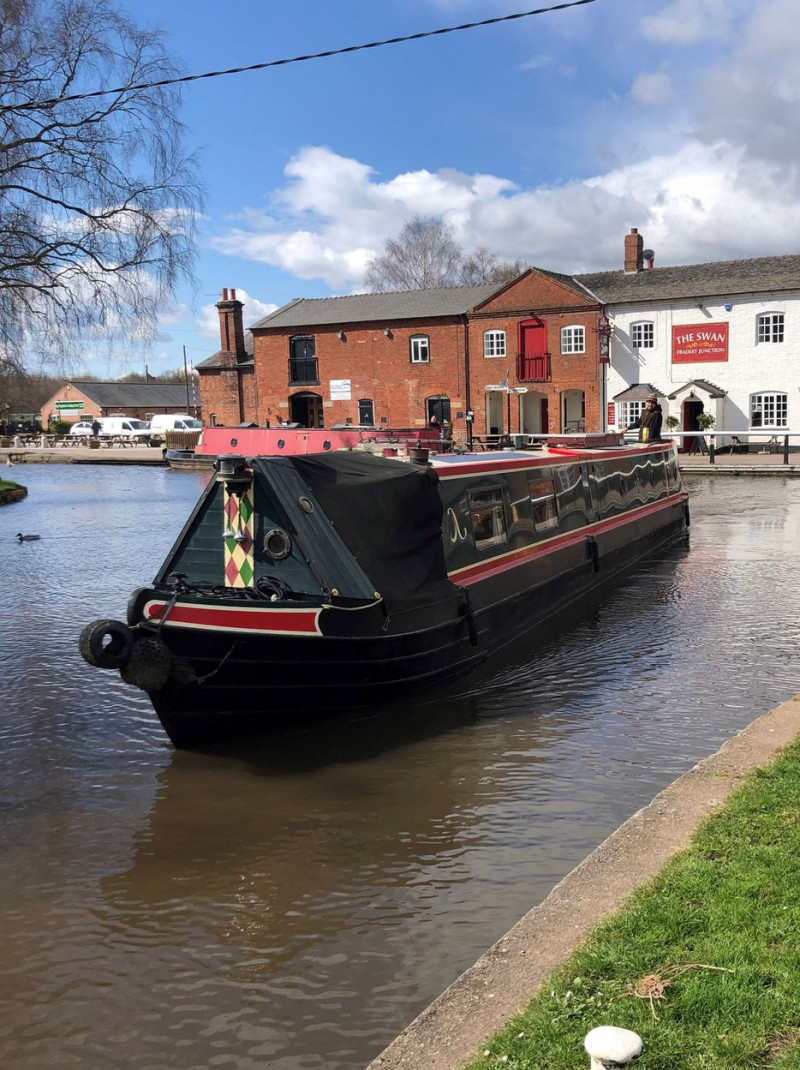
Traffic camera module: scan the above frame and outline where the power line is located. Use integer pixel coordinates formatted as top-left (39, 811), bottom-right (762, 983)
top-left (19, 0), bottom-right (598, 111)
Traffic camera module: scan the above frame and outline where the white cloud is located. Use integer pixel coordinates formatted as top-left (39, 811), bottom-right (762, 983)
top-left (209, 134), bottom-right (800, 289)
top-left (631, 71), bottom-right (674, 106)
top-left (640, 0), bottom-right (739, 45)
top-left (195, 289), bottom-right (278, 339)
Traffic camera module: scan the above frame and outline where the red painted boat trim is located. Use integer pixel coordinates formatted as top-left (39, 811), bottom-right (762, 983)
top-left (448, 493), bottom-right (686, 585)
top-left (143, 599), bottom-right (323, 636)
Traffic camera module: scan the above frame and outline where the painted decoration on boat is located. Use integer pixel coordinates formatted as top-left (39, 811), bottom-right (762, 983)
top-left (223, 484), bottom-right (254, 588)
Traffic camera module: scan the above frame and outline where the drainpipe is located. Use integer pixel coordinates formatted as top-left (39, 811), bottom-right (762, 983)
top-left (462, 314), bottom-right (473, 449)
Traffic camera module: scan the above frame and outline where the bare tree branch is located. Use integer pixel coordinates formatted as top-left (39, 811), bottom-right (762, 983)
top-left (0, 0), bottom-right (202, 371)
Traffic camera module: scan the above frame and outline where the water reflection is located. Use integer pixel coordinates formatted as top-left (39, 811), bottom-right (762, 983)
top-left (1, 468), bottom-right (800, 1069)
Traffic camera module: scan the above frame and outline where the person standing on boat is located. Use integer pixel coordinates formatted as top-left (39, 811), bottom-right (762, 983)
top-left (628, 393), bottom-right (662, 443)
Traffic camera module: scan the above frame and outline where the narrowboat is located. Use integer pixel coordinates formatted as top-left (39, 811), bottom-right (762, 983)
top-left (164, 424), bottom-right (441, 470)
top-left (79, 436), bottom-right (689, 748)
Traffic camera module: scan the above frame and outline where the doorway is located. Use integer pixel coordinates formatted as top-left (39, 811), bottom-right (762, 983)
top-left (289, 392), bottom-right (323, 428)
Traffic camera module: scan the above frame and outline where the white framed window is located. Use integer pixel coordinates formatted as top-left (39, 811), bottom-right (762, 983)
top-left (410, 335), bottom-right (430, 363)
top-left (757, 313), bottom-right (784, 343)
top-left (561, 325), bottom-right (585, 354)
top-left (631, 321), bottom-right (655, 349)
top-left (750, 392), bottom-right (787, 428)
top-left (483, 330), bottom-right (506, 358)
top-left (618, 400), bottom-right (644, 427)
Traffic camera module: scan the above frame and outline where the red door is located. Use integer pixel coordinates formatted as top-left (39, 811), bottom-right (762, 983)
top-left (519, 320), bottom-right (548, 381)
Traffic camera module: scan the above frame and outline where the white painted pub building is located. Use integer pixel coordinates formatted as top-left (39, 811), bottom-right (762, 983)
top-left (576, 229), bottom-right (800, 446)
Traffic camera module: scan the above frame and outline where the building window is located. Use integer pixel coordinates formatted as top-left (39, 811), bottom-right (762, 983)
top-left (751, 392), bottom-right (787, 428)
top-left (484, 330), bottom-right (506, 358)
top-left (757, 313), bottom-right (784, 343)
top-left (561, 326), bottom-right (585, 354)
top-left (288, 335), bottom-right (318, 384)
top-left (618, 401), bottom-right (644, 428)
top-left (410, 335), bottom-right (430, 363)
top-left (468, 487), bottom-right (507, 550)
top-left (358, 399), bottom-right (374, 426)
top-left (631, 321), bottom-right (655, 349)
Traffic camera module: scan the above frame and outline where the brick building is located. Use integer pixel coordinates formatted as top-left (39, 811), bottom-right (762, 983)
top-left (197, 276), bottom-right (606, 442)
top-left (40, 381), bottom-right (198, 428)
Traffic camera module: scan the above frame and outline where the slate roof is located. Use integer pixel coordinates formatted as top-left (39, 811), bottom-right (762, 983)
top-left (575, 254), bottom-right (800, 305)
top-left (250, 283), bottom-right (504, 330)
top-left (68, 382), bottom-right (190, 407)
top-left (612, 383), bottom-right (663, 402)
top-left (195, 332), bottom-right (255, 371)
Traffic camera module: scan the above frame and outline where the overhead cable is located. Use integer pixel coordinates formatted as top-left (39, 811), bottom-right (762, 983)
top-left (16, 0), bottom-right (598, 111)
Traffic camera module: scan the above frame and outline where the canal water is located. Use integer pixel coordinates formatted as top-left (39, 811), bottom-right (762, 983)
top-left (1, 467), bottom-right (799, 1070)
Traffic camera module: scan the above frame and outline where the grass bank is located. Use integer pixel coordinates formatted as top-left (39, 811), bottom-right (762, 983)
top-left (464, 734), bottom-right (800, 1070)
top-left (0, 478), bottom-right (26, 505)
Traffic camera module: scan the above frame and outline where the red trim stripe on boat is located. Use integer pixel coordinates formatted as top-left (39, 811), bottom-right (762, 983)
top-left (143, 600), bottom-right (323, 636)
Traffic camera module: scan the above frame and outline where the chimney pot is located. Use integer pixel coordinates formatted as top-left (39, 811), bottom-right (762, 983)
top-left (230, 289), bottom-right (236, 300)
top-left (222, 288), bottom-right (229, 300)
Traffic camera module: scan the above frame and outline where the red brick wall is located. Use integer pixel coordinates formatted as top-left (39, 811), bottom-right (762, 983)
top-left (198, 359), bottom-right (257, 427)
top-left (196, 272), bottom-right (604, 441)
top-left (467, 271), bottom-right (601, 436)
top-left (252, 318), bottom-right (469, 428)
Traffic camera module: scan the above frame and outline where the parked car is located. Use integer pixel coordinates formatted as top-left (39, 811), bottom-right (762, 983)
top-left (69, 422), bottom-right (97, 435)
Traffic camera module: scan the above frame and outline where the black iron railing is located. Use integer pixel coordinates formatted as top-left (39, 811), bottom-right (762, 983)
top-left (516, 352), bottom-right (551, 382)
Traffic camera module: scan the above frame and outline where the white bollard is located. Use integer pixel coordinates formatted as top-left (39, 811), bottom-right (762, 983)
top-left (584, 1025), bottom-right (643, 1069)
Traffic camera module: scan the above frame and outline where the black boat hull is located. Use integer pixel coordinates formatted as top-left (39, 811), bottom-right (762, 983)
top-left (135, 493), bottom-right (687, 747)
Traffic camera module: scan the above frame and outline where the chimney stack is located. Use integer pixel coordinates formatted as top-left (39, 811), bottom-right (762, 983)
top-left (624, 228), bottom-right (644, 273)
top-left (216, 287), bottom-right (246, 361)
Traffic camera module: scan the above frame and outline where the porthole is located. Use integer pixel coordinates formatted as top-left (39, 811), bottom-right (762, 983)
top-left (264, 528), bottom-right (292, 560)
top-left (298, 496), bottom-right (314, 513)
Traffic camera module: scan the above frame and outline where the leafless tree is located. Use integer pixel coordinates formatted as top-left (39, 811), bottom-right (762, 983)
top-left (365, 218), bottom-right (526, 292)
top-left (460, 246), bottom-right (527, 286)
top-left (0, 0), bottom-right (202, 373)
top-left (364, 216), bottom-right (463, 292)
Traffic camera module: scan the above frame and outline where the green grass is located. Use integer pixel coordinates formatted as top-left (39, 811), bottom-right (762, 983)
top-left (464, 738), bottom-right (800, 1070)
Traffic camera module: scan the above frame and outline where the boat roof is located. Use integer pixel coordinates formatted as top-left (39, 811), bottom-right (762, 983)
top-left (431, 441), bottom-right (666, 476)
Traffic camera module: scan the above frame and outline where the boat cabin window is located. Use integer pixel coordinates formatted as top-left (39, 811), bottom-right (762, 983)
top-left (469, 488), bottom-right (508, 550)
top-left (528, 478), bottom-right (559, 533)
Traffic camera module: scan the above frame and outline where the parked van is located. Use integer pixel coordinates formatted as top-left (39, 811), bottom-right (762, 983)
top-left (149, 414), bottom-right (203, 433)
top-left (97, 417), bottom-right (151, 440)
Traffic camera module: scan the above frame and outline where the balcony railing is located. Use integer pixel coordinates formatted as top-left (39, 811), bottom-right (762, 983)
top-left (288, 357), bottom-right (319, 385)
top-left (516, 352), bottom-right (551, 382)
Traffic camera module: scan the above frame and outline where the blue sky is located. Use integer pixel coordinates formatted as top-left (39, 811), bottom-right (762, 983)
top-left (82, 0), bottom-right (800, 377)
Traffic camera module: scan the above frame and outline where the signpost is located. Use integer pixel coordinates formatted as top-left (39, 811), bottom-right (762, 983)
top-left (484, 378), bottom-right (528, 435)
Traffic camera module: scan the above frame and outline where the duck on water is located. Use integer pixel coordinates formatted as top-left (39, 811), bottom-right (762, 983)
top-left (78, 435), bottom-right (689, 748)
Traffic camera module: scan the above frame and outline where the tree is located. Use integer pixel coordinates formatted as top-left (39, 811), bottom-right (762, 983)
top-left (364, 217), bottom-right (526, 292)
top-left (460, 246), bottom-right (528, 286)
top-left (0, 0), bottom-right (202, 372)
top-left (364, 216), bottom-right (463, 292)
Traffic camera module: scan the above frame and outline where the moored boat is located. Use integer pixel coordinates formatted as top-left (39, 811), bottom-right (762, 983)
top-left (79, 436), bottom-right (689, 748)
top-left (164, 424), bottom-right (441, 469)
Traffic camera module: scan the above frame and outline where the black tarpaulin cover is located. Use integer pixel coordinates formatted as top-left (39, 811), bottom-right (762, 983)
top-left (287, 452), bottom-right (457, 612)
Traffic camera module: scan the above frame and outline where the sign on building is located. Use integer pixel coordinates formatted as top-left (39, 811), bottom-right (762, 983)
top-left (672, 323), bottom-right (729, 363)
top-left (329, 379), bottom-right (352, 400)
top-left (55, 400), bottom-right (85, 411)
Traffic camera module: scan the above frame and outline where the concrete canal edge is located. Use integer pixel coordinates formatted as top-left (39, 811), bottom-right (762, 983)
top-left (366, 695), bottom-right (800, 1070)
